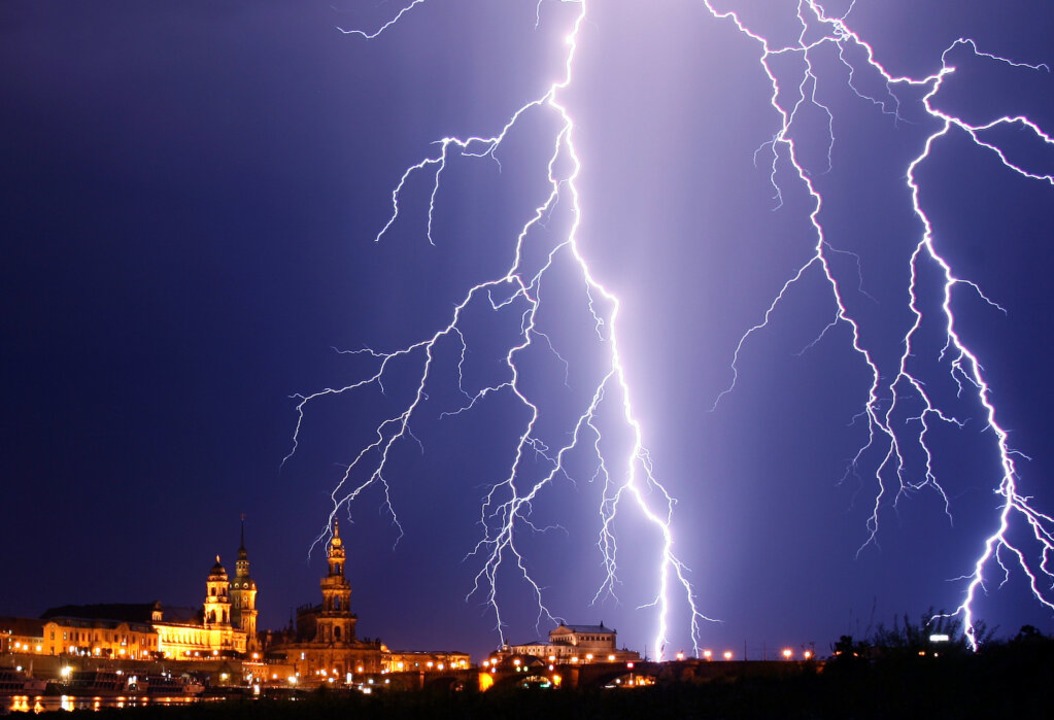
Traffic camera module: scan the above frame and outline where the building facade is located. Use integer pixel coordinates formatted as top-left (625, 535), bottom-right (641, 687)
top-left (0, 617), bottom-right (46, 655)
top-left (155, 551), bottom-right (249, 659)
top-left (7, 519), bottom-right (476, 683)
top-left (501, 622), bottom-right (640, 663)
top-left (229, 522), bottom-right (259, 652)
top-left (265, 520), bottom-right (383, 683)
top-left (27, 523), bottom-right (257, 662)
top-left (42, 617), bottom-right (157, 659)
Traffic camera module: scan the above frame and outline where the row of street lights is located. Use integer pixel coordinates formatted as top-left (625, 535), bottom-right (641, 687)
top-left (690, 648), bottom-right (814, 661)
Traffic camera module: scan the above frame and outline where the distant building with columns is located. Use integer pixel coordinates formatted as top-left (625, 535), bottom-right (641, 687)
top-left (500, 622), bottom-right (640, 663)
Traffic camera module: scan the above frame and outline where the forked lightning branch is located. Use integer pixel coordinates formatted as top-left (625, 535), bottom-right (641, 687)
top-left (287, 0), bottom-right (1054, 654)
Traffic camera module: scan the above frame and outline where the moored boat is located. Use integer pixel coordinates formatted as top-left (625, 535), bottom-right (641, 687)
top-left (144, 673), bottom-right (204, 697)
top-left (63, 670), bottom-right (140, 697)
top-left (0, 668), bottom-right (47, 696)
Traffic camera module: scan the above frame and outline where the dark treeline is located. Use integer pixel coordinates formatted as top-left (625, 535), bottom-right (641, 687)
top-left (44, 620), bottom-right (1054, 720)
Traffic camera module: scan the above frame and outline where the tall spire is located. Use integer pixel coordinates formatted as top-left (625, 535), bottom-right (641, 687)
top-left (235, 517), bottom-right (251, 574)
top-left (327, 518), bottom-right (345, 577)
top-left (230, 514), bottom-right (259, 652)
top-left (317, 516), bottom-right (354, 644)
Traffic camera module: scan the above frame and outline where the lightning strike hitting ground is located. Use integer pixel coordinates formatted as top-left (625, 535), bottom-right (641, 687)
top-left (705, 1), bottom-right (1054, 649)
top-left (288, 0), bottom-right (710, 658)
top-left (287, 0), bottom-right (1054, 654)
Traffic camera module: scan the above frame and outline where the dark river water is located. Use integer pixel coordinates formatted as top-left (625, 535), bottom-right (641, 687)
top-left (4, 695), bottom-right (202, 714)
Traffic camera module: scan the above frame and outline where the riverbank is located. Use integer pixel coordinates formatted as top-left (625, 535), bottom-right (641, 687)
top-left (17, 652), bottom-right (1052, 720)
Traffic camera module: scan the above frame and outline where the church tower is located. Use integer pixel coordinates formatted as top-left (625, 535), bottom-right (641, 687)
top-left (316, 519), bottom-right (356, 645)
top-left (203, 556), bottom-right (232, 629)
top-left (229, 518), bottom-right (259, 651)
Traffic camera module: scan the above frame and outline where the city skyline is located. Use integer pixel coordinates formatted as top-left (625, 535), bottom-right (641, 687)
top-left (4, 0), bottom-right (1054, 660)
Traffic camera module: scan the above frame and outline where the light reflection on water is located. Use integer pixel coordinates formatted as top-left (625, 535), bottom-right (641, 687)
top-left (5, 694), bottom-right (201, 713)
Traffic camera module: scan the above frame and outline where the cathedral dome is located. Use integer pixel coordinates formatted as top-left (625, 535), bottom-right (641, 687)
top-left (209, 555), bottom-right (228, 580)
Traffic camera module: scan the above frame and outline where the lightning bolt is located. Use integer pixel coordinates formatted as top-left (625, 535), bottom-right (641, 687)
top-left (288, 0), bottom-right (1054, 656)
top-left (704, 1), bottom-right (1054, 649)
top-left (287, 0), bottom-right (710, 658)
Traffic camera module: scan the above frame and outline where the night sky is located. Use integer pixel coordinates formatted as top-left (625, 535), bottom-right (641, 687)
top-left (4, 0), bottom-right (1054, 660)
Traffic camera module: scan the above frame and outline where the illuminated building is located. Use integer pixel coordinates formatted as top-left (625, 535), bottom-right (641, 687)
top-left (0, 617), bottom-right (45, 655)
top-left (41, 617), bottom-right (157, 659)
top-left (500, 622), bottom-right (640, 663)
top-left (155, 554), bottom-right (248, 659)
top-left (32, 522), bottom-right (256, 661)
top-left (229, 520), bottom-right (259, 652)
top-left (382, 650), bottom-right (471, 674)
top-left (266, 520), bottom-right (383, 681)
top-left (7, 520), bottom-right (467, 678)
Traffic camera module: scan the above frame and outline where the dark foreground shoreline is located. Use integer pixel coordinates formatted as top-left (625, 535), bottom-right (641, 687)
top-left (33, 650), bottom-right (1054, 720)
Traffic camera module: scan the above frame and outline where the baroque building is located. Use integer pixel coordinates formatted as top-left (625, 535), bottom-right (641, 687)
top-left (11, 522), bottom-right (257, 666)
top-left (156, 554), bottom-right (248, 658)
top-left (266, 520), bottom-right (383, 681)
top-left (4, 613), bottom-right (157, 660)
top-left (154, 524), bottom-right (257, 658)
top-left (28, 524), bottom-right (259, 661)
top-left (7, 518), bottom-right (475, 683)
top-left (230, 521), bottom-right (259, 652)
top-left (500, 622), bottom-right (640, 663)
top-left (151, 522), bottom-right (258, 657)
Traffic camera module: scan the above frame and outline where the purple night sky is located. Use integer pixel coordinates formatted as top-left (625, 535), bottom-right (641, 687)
top-left (3, 0), bottom-right (1054, 659)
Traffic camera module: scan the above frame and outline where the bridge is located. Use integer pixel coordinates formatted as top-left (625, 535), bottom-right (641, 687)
top-left (378, 656), bottom-right (820, 692)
